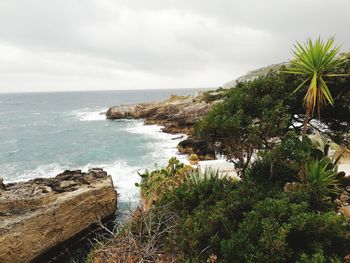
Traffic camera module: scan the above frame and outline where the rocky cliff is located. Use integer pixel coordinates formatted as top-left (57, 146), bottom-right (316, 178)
top-left (106, 95), bottom-right (214, 135)
top-left (0, 168), bottom-right (117, 263)
top-left (106, 94), bottom-right (218, 159)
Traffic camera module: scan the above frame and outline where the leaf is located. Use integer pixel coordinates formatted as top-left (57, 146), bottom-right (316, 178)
top-left (292, 77), bottom-right (311, 93)
top-left (284, 36), bottom-right (346, 116)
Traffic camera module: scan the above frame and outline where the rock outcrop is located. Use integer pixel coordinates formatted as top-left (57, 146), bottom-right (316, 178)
top-left (106, 95), bottom-right (214, 135)
top-left (177, 138), bottom-right (215, 160)
top-left (336, 184), bottom-right (350, 220)
top-left (106, 94), bottom-right (218, 159)
top-left (0, 168), bottom-right (117, 263)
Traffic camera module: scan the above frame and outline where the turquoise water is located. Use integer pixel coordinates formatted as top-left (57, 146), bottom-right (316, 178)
top-left (0, 89), bottom-right (199, 210)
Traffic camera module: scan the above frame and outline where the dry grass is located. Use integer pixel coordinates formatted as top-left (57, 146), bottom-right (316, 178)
top-left (89, 206), bottom-right (178, 263)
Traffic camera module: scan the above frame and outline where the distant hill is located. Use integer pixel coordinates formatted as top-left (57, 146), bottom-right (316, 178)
top-left (222, 52), bottom-right (350, 89)
top-left (222, 62), bottom-right (288, 88)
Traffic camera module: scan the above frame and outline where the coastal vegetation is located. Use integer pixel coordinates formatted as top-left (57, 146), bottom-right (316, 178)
top-left (91, 38), bottom-right (350, 262)
top-left (283, 37), bottom-right (348, 137)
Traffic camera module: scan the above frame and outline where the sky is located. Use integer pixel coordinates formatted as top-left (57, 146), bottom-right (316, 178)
top-left (0, 0), bottom-right (349, 93)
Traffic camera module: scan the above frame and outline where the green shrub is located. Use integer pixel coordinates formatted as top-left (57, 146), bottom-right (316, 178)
top-left (154, 176), bottom-right (349, 262)
top-left (220, 196), bottom-right (350, 263)
top-left (201, 88), bottom-right (228, 103)
top-left (136, 157), bottom-right (193, 206)
top-left (248, 132), bottom-right (314, 185)
top-left (303, 157), bottom-right (339, 202)
top-left (296, 249), bottom-right (342, 263)
top-left (157, 178), bottom-right (280, 261)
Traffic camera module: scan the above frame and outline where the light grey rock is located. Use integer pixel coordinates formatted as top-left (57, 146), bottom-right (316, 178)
top-left (0, 169), bottom-right (117, 263)
top-left (340, 194), bottom-right (350, 202)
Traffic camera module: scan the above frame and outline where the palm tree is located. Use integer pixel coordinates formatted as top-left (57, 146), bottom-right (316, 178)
top-left (285, 37), bottom-right (347, 137)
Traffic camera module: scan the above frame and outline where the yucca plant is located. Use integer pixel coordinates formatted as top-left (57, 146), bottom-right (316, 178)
top-left (189, 168), bottom-right (222, 186)
top-left (284, 37), bottom-right (347, 137)
top-left (303, 157), bottom-right (339, 202)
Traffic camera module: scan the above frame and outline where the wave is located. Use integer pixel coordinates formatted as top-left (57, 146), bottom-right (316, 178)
top-left (2, 119), bottom-right (189, 211)
top-left (81, 160), bottom-right (141, 203)
top-left (3, 139), bottom-right (17, 145)
top-left (70, 108), bottom-right (107, 122)
top-left (4, 160), bottom-right (142, 205)
top-left (4, 163), bottom-right (66, 183)
top-left (124, 121), bottom-right (188, 163)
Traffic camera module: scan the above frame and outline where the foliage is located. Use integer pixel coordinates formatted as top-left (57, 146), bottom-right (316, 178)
top-left (189, 168), bottom-right (226, 186)
top-left (221, 196), bottom-right (350, 263)
top-left (303, 157), bottom-right (339, 202)
top-left (201, 87), bottom-right (229, 103)
top-left (136, 157), bottom-right (193, 206)
top-left (154, 175), bottom-right (349, 262)
top-left (249, 132), bottom-right (314, 185)
top-left (89, 206), bottom-right (179, 262)
top-left (320, 52), bottom-right (350, 142)
top-left (309, 132), bottom-right (350, 165)
top-left (92, 151), bottom-right (348, 262)
top-left (284, 37), bottom-right (347, 136)
top-left (90, 42), bottom-right (350, 263)
top-left (157, 177), bottom-right (281, 261)
top-left (296, 249), bottom-right (342, 263)
top-left (196, 70), bottom-right (302, 176)
top-left (197, 55), bottom-right (350, 173)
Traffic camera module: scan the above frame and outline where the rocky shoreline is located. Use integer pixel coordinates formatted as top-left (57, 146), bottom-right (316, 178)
top-left (0, 168), bottom-right (117, 263)
top-left (106, 94), bottom-right (217, 159)
top-left (0, 92), bottom-right (214, 262)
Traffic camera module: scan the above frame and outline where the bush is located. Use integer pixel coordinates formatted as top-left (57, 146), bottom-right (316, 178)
top-left (220, 196), bottom-right (350, 263)
top-left (136, 157), bottom-right (193, 208)
top-left (157, 177), bottom-right (281, 261)
top-left (154, 175), bottom-right (349, 262)
top-left (248, 132), bottom-right (314, 186)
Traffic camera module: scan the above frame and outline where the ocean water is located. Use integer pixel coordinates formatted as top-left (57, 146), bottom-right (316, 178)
top-left (0, 89), bottom-right (200, 213)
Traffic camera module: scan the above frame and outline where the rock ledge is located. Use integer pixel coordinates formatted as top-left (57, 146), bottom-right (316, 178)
top-left (0, 168), bottom-right (117, 263)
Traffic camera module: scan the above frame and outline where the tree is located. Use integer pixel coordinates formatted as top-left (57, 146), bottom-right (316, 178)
top-left (284, 37), bottom-right (347, 137)
top-left (196, 71), bottom-right (293, 178)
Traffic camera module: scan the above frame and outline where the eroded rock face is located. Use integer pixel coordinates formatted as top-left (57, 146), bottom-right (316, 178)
top-left (106, 95), bottom-right (214, 135)
top-left (177, 138), bottom-right (215, 160)
top-left (0, 168), bottom-right (117, 263)
top-left (106, 95), bottom-right (218, 159)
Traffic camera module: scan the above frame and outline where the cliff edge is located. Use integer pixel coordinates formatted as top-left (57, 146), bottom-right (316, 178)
top-left (0, 168), bottom-right (117, 263)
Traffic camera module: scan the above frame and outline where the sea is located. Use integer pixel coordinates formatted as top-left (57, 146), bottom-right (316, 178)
top-left (0, 89), bottom-right (202, 216)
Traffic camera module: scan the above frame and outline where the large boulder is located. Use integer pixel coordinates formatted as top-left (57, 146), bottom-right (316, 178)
top-left (0, 168), bottom-right (117, 263)
top-left (177, 138), bottom-right (215, 160)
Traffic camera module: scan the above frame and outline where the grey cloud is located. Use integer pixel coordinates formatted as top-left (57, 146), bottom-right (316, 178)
top-left (0, 0), bottom-right (349, 92)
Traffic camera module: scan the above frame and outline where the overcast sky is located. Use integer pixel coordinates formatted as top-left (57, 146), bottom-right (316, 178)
top-left (0, 0), bottom-right (349, 93)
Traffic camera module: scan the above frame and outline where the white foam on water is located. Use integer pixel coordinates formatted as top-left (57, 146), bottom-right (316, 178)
top-left (125, 121), bottom-right (166, 137)
top-left (70, 108), bottom-right (107, 121)
top-left (124, 121), bottom-right (188, 163)
top-left (81, 160), bottom-right (141, 203)
top-left (3, 119), bottom-right (189, 210)
top-left (3, 139), bottom-right (17, 145)
top-left (4, 163), bottom-right (65, 183)
top-left (4, 160), bottom-right (142, 204)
